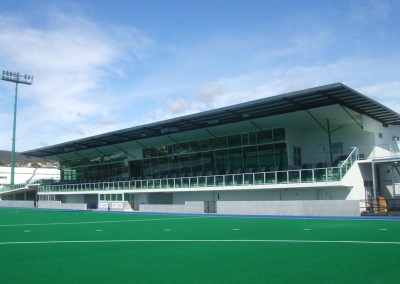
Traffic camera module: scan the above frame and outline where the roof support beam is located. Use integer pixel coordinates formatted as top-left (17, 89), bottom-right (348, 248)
top-left (135, 140), bottom-right (158, 157)
top-left (112, 144), bottom-right (136, 160)
top-left (306, 111), bottom-right (343, 164)
top-left (340, 105), bottom-right (363, 129)
top-left (203, 129), bottom-right (228, 147)
top-left (166, 135), bottom-right (190, 152)
top-left (250, 120), bottom-right (268, 134)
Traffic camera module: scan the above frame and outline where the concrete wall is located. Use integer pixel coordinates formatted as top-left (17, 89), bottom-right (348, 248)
top-left (217, 200), bottom-right (360, 216)
top-left (0, 200), bottom-right (35, 208)
top-left (38, 201), bottom-right (87, 210)
top-left (173, 191), bottom-right (216, 203)
top-left (138, 200), bottom-right (359, 216)
top-left (65, 194), bottom-right (85, 203)
top-left (140, 204), bottom-right (186, 213)
top-left (140, 201), bottom-right (204, 214)
top-left (170, 188), bottom-right (351, 203)
top-left (342, 162), bottom-right (367, 201)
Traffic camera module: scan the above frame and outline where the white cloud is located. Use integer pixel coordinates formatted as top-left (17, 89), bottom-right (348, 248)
top-left (350, 0), bottom-right (390, 23)
top-left (359, 81), bottom-right (400, 114)
top-left (0, 10), bottom-right (152, 151)
top-left (1, 1), bottom-right (399, 153)
top-left (138, 54), bottom-right (400, 126)
top-left (195, 82), bottom-right (224, 108)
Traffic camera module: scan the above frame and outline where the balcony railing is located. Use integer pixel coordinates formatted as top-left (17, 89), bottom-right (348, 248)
top-left (357, 142), bottom-right (400, 160)
top-left (38, 148), bottom-right (359, 193)
top-left (1, 183), bottom-right (33, 193)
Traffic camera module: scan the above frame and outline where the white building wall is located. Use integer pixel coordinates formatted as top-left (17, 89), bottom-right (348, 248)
top-left (301, 128), bottom-right (333, 166)
top-left (335, 124), bottom-right (373, 154)
top-left (362, 115), bottom-right (400, 158)
top-left (300, 123), bottom-right (373, 165)
top-left (217, 190), bottom-right (281, 201)
top-left (217, 200), bottom-right (360, 216)
top-left (341, 162), bottom-right (367, 201)
top-left (65, 194), bottom-right (85, 203)
top-left (136, 193), bottom-right (148, 206)
top-left (0, 166), bottom-right (60, 186)
top-left (173, 191), bottom-right (215, 204)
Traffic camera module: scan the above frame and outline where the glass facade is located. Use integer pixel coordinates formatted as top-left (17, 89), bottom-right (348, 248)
top-left (131, 128), bottom-right (287, 178)
top-left (60, 152), bottom-right (128, 181)
top-left (61, 127), bottom-right (287, 181)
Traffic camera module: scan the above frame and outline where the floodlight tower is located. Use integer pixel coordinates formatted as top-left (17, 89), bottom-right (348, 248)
top-left (1, 71), bottom-right (33, 188)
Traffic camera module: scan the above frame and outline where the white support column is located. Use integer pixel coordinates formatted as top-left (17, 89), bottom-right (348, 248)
top-left (371, 162), bottom-right (377, 199)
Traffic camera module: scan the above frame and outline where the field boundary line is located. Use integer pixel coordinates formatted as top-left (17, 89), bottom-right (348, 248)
top-left (0, 216), bottom-right (207, 227)
top-left (1, 239), bottom-right (400, 245)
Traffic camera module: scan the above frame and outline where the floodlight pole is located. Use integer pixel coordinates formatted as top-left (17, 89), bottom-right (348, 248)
top-left (1, 71), bottom-right (33, 188)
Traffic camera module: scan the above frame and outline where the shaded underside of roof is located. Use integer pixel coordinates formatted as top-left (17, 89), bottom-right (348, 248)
top-left (22, 83), bottom-right (400, 158)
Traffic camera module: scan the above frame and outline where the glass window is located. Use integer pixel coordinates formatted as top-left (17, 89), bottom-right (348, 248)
top-left (142, 159), bottom-right (152, 177)
top-left (273, 128), bottom-right (286, 142)
top-left (200, 138), bottom-right (214, 151)
top-left (179, 155), bottom-right (191, 175)
top-left (229, 148), bottom-right (243, 170)
top-left (143, 149), bottom-right (155, 158)
top-left (258, 130), bottom-right (273, 144)
top-left (202, 151), bottom-right (215, 172)
top-left (243, 146), bottom-right (258, 169)
top-left (258, 144), bottom-right (275, 168)
top-left (174, 142), bottom-right (190, 155)
top-left (158, 157), bottom-right (169, 176)
top-left (275, 142), bottom-right (288, 166)
top-left (242, 133), bottom-right (250, 145)
top-left (249, 132), bottom-right (258, 145)
top-left (65, 126), bottom-right (290, 182)
top-left (191, 153), bottom-right (203, 174)
top-left (62, 168), bottom-right (76, 181)
top-left (227, 134), bottom-right (242, 148)
top-left (157, 145), bottom-right (168, 156)
top-left (190, 141), bottom-right (201, 153)
top-left (293, 146), bottom-right (301, 167)
top-left (214, 137), bottom-right (227, 149)
top-left (331, 142), bottom-right (343, 155)
top-left (215, 149), bottom-right (229, 171)
top-left (168, 156), bottom-right (179, 175)
top-left (130, 161), bottom-right (143, 178)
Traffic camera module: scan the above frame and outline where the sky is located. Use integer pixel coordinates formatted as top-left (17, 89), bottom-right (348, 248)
top-left (0, 0), bottom-right (399, 152)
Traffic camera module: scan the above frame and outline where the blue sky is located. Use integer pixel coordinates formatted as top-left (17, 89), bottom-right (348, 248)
top-left (0, 0), bottom-right (399, 151)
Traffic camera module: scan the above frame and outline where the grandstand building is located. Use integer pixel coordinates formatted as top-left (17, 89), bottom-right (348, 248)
top-left (2, 83), bottom-right (400, 216)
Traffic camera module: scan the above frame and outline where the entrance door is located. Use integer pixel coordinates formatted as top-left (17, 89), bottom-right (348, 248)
top-left (204, 201), bottom-right (217, 213)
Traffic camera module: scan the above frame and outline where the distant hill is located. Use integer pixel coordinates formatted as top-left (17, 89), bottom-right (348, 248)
top-left (0, 150), bottom-right (58, 167)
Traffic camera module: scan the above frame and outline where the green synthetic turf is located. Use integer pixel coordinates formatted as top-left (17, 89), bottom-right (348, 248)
top-left (1, 208), bottom-right (400, 284)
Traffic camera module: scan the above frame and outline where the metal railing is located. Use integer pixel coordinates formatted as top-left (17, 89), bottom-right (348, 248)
top-left (357, 142), bottom-right (400, 160)
top-left (39, 148), bottom-right (359, 193)
top-left (1, 183), bottom-right (33, 192)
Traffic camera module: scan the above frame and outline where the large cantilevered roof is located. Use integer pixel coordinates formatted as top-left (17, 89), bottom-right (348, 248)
top-left (22, 83), bottom-right (400, 158)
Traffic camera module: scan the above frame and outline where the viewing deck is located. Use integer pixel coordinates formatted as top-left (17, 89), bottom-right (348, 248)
top-left (4, 144), bottom-right (400, 195)
top-left (37, 148), bottom-right (358, 194)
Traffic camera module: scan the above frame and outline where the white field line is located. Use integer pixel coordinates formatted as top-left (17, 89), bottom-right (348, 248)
top-left (0, 216), bottom-right (207, 227)
top-left (1, 239), bottom-right (400, 246)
